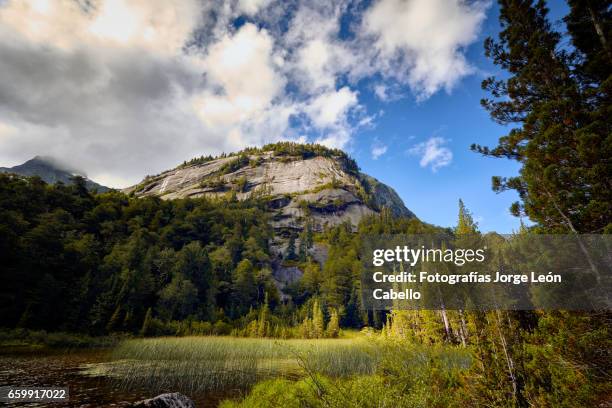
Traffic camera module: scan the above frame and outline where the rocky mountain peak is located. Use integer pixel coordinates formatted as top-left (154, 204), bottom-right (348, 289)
top-left (0, 156), bottom-right (109, 192)
top-left (125, 143), bottom-right (415, 235)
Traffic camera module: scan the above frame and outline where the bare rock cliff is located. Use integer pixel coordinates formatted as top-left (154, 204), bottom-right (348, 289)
top-left (124, 148), bottom-right (415, 234)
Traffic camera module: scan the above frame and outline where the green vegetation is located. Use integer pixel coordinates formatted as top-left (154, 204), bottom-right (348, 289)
top-left (472, 0), bottom-right (611, 234)
top-left (0, 172), bottom-right (431, 339)
top-left (310, 176), bottom-right (344, 194)
top-left (180, 142), bottom-right (361, 177)
top-left (0, 328), bottom-right (121, 350)
top-left (100, 336), bottom-right (378, 395)
top-left (0, 174), bottom-right (280, 335)
top-left (219, 154), bottom-right (250, 175)
top-left (233, 176), bottom-right (248, 193)
top-left (221, 341), bottom-right (470, 408)
top-left (179, 154), bottom-right (215, 169)
top-left (0, 2), bottom-right (608, 407)
top-left (199, 176), bottom-right (226, 190)
top-left (1, 163), bottom-right (608, 406)
top-left (463, 1), bottom-right (612, 405)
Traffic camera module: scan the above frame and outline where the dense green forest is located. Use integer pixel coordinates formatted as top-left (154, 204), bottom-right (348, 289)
top-left (0, 173), bottom-right (271, 333)
top-left (0, 140), bottom-right (432, 338)
top-left (0, 172), bottom-right (434, 337)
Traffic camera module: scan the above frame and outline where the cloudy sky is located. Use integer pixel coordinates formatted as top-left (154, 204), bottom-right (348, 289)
top-left (0, 0), bottom-right (568, 232)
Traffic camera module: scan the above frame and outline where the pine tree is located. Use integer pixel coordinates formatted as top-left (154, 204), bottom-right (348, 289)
top-left (231, 259), bottom-right (257, 316)
top-left (300, 317), bottom-right (314, 339)
top-left (326, 308), bottom-right (340, 338)
top-left (301, 262), bottom-right (322, 295)
top-left (456, 199), bottom-right (478, 235)
top-left (470, 2), bottom-right (611, 406)
top-left (473, 0), bottom-right (611, 233)
top-left (257, 294), bottom-right (270, 337)
top-left (312, 299), bottom-right (324, 338)
top-left (284, 235), bottom-right (297, 261)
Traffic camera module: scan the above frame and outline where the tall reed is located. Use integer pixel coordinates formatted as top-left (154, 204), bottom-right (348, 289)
top-left (102, 336), bottom-right (378, 395)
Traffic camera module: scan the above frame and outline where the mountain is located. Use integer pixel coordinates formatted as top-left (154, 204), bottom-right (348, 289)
top-left (0, 156), bottom-right (109, 192)
top-left (125, 143), bottom-right (415, 291)
top-left (126, 143), bottom-right (414, 229)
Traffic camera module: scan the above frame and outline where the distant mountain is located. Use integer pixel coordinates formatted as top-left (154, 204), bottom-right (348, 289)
top-left (0, 156), bottom-right (109, 192)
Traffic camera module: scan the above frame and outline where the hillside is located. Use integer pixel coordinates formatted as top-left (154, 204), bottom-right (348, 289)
top-left (125, 143), bottom-right (415, 234)
top-left (0, 156), bottom-right (109, 192)
top-left (124, 143), bottom-right (416, 291)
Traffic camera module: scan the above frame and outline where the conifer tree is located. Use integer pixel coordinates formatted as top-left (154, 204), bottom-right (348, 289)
top-left (257, 294), bottom-right (270, 337)
top-left (470, 1), bottom-right (611, 405)
top-left (473, 0), bottom-right (611, 233)
top-left (326, 308), bottom-right (340, 338)
top-left (312, 299), bottom-right (324, 338)
top-left (456, 199), bottom-right (478, 235)
top-left (232, 259), bottom-right (257, 316)
top-left (284, 235), bottom-right (297, 261)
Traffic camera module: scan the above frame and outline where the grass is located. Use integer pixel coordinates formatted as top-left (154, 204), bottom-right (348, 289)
top-left (221, 341), bottom-right (473, 408)
top-left (95, 336), bottom-right (379, 396)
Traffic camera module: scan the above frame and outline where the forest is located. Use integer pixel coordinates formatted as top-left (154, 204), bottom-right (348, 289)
top-left (0, 170), bottom-right (435, 337)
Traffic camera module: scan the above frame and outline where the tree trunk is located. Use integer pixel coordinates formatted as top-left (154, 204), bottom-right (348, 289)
top-left (459, 309), bottom-right (468, 347)
top-left (495, 310), bottom-right (518, 402)
top-left (587, 1), bottom-right (612, 63)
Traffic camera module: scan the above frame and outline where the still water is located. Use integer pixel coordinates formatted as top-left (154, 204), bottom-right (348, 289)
top-left (0, 348), bottom-right (228, 407)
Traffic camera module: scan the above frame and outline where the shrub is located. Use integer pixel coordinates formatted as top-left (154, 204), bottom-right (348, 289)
top-left (213, 321), bottom-right (233, 335)
top-left (220, 155), bottom-right (250, 174)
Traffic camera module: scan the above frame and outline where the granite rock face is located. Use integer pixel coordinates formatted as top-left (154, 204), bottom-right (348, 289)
top-left (125, 151), bottom-right (414, 232)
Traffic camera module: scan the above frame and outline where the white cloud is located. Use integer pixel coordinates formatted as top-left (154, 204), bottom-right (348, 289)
top-left (371, 142), bottom-right (388, 159)
top-left (237, 0), bottom-right (272, 16)
top-left (316, 129), bottom-right (351, 149)
top-left (0, 0), bottom-right (202, 53)
top-left (408, 136), bottom-right (453, 172)
top-left (295, 39), bottom-right (334, 90)
top-left (0, 0), bottom-right (488, 187)
top-left (202, 23), bottom-right (281, 106)
top-left (362, 0), bottom-right (488, 99)
top-left (0, 0), bottom-right (213, 187)
top-left (373, 84), bottom-right (389, 101)
top-left (284, 2), bottom-right (356, 93)
top-left (305, 87), bottom-right (358, 128)
top-left (304, 87), bottom-right (361, 150)
top-left (192, 23), bottom-right (291, 149)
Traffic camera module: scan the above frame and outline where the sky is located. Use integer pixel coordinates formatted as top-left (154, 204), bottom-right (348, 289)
top-left (0, 0), bottom-right (569, 232)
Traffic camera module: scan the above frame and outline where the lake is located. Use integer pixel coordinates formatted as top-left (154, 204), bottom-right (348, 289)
top-left (0, 347), bottom-right (232, 407)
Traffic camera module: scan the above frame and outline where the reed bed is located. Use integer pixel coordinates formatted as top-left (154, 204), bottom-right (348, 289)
top-left (100, 336), bottom-right (378, 395)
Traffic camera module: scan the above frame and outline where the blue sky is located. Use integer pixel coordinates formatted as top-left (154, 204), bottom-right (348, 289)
top-left (0, 0), bottom-right (569, 232)
top-left (352, 1), bottom-right (520, 232)
top-left (347, 1), bottom-right (568, 233)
